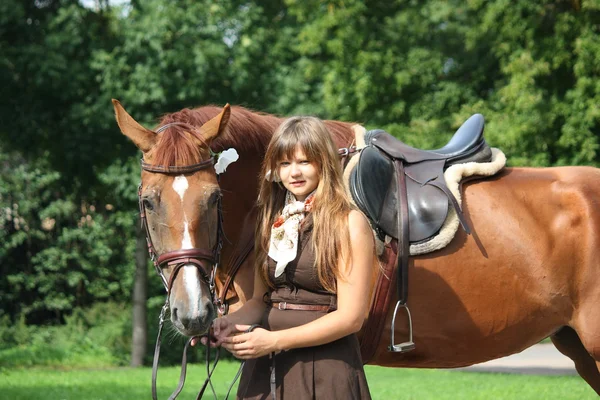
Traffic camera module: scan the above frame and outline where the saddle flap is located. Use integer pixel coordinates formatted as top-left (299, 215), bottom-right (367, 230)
top-left (350, 147), bottom-right (450, 242)
top-left (350, 145), bottom-right (394, 234)
top-left (405, 173), bottom-right (449, 242)
top-left (378, 168), bottom-right (449, 243)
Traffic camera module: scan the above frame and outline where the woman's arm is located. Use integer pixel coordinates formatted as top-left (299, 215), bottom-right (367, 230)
top-left (223, 210), bottom-right (374, 358)
top-left (222, 265), bottom-right (269, 326)
top-left (208, 266), bottom-right (269, 346)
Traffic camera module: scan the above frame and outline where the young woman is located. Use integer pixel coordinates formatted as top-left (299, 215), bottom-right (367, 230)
top-left (209, 116), bottom-right (374, 399)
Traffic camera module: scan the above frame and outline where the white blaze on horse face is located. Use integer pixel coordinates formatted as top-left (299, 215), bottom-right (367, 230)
top-left (184, 266), bottom-right (200, 315)
top-left (173, 175), bottom-right (189, 201)
top-left (172, 175), bottom-right (201, 314)
top-left (182, 222), bottom-right (193, 250)
top-left (172, 176), bottom-right (193, 249)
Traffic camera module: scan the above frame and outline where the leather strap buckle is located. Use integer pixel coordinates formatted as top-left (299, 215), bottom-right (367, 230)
top-left (277, 302), bottom-right (287, 310)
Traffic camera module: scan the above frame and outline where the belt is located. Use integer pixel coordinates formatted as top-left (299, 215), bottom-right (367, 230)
top-left (271, 302), bottom-right (331, 311)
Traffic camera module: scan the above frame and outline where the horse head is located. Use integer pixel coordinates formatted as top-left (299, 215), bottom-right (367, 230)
top-left (113, 99), bottom-right (232, 336)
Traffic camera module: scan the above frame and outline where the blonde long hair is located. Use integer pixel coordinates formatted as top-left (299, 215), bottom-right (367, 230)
top-left (256, 116), bottom-right (353, 293)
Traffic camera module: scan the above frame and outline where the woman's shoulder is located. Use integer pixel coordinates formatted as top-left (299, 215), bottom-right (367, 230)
top-left (348, 210), bottom-right (373, 240)
top-left (348, 209), bottom-right (370, 228)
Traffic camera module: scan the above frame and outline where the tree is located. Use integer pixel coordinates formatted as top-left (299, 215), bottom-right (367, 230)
top-left (0, 1), bottom-right (139, 324)
top-left (233, 0), bottom-right (599, 165)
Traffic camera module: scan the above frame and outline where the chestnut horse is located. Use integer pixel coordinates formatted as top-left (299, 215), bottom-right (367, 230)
top-left (113, 100), bottom-right (600, 394)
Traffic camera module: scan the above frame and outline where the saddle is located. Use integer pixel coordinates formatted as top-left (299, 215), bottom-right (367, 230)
top-left (350, 114), bottom-right (491, 243)
top-left (349, 114), bottom-right (492, 355)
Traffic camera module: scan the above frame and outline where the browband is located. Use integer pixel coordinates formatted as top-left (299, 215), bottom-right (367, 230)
top-left (141, 158), bottom-right (215, 175)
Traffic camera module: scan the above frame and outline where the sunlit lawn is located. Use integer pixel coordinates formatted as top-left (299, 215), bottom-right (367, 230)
top-left (0, 361), bottom-right (596, 399)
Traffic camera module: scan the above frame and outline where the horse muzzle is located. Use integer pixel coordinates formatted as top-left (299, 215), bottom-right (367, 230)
top-left (158, 250), bottom-right (217, 336)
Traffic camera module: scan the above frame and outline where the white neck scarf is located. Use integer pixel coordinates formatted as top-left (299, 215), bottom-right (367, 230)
top-left (268, 191), bottom-right (315, 278)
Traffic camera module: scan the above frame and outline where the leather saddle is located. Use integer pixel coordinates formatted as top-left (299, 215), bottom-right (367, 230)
top-left (350, 114), bottom-right (491, 244)
top-left (349, 114), bottom-right (493, 356)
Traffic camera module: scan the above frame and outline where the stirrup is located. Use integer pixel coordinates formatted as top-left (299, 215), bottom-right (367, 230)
top-left (388, 301), bottom-right (415, 353)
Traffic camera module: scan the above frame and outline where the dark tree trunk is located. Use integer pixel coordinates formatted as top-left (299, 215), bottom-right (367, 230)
top-left (130, 219), bottom-right (148, 367)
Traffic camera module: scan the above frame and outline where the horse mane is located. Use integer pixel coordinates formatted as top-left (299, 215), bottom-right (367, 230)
top-left (151, 105), bottom-right (356, 166)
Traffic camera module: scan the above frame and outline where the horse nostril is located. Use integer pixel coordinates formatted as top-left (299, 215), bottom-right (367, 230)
top-left (172, 307), bottom-right (178, 320)
top-left (180, 317), bottom-right (192, 329)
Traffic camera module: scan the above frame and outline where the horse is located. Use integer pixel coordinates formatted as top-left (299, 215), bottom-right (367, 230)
top-left (112, 100), bottom-right (600, 395)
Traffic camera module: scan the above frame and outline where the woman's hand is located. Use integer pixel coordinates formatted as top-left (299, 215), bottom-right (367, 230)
top-left (192, 317), bottom-right (235, 347)
top-left (221, 324), bottom-right (279, 360)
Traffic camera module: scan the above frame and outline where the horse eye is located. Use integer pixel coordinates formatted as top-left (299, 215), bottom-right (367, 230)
top-left (142, 198), bottom-right (154, 211)
top-left (209, 192), bottom-right (221, 206)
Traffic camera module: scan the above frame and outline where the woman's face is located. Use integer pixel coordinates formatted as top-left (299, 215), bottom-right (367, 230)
top-left (278, 146), bottom-right (319, 201)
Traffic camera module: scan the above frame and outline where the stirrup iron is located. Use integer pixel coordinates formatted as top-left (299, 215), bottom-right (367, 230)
top-left (388, 301), bottom-right (415, 353)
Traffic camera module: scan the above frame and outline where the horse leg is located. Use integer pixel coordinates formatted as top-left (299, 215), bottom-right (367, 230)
top-left (551, 327), bottom-right (600, 395)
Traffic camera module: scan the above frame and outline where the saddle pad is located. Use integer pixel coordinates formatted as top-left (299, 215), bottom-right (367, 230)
top-left (343, 125), bottom-right (507, 256)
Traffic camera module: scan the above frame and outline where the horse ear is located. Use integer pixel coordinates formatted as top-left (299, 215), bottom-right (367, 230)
top-left (199, 104), bottom-right (230, 142)
top-left (112, 99), bottom-right (157, 153)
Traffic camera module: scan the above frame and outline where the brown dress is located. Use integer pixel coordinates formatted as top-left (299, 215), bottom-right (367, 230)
top-left (236, 218), bottom-right (372, 400)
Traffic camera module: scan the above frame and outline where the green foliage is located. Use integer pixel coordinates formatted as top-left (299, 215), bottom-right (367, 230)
top-left (0, 301), bottom-right (212, 369)
top-left (0, 0), bottom-right (124, 186)
top-left (0, 302), bottom-right (130, 369)
top-left (0, 148), bottom-right (142, 324)
top-left (93, 0), bottom-right (238, 123)
top-left (457, 0), bottom-right (600, 166)
top-left (254, 0), bottom-right (599, 166)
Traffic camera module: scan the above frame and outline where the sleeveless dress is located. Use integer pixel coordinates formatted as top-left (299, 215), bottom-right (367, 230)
top-left (236, 218), bottom-right (372, 400)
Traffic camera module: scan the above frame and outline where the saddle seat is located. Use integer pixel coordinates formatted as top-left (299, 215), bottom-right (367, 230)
top-left (350, 114), bottom-right (492, 244)
top-left (366, 113), bottom-right (488, 164)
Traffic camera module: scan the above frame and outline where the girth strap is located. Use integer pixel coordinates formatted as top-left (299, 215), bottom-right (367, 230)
top-left (358, 242), bottom-right (398, 364)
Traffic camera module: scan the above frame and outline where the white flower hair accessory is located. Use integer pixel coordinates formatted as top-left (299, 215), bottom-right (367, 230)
top-left (214, 148), bottom-right (239, 174)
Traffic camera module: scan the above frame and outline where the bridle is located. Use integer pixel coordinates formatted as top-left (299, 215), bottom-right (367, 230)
top-left (138, 157), bottom-right (222, 297)
top-left (139, 122), bottom-right (224, 297)
top-left (138, 122), bottom-right (234, 400)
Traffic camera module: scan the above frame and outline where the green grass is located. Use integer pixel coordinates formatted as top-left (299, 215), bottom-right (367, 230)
top-left (364, 366), bottom-right (597, 400)
top-left (0, 362), bottom-right (596, 399)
